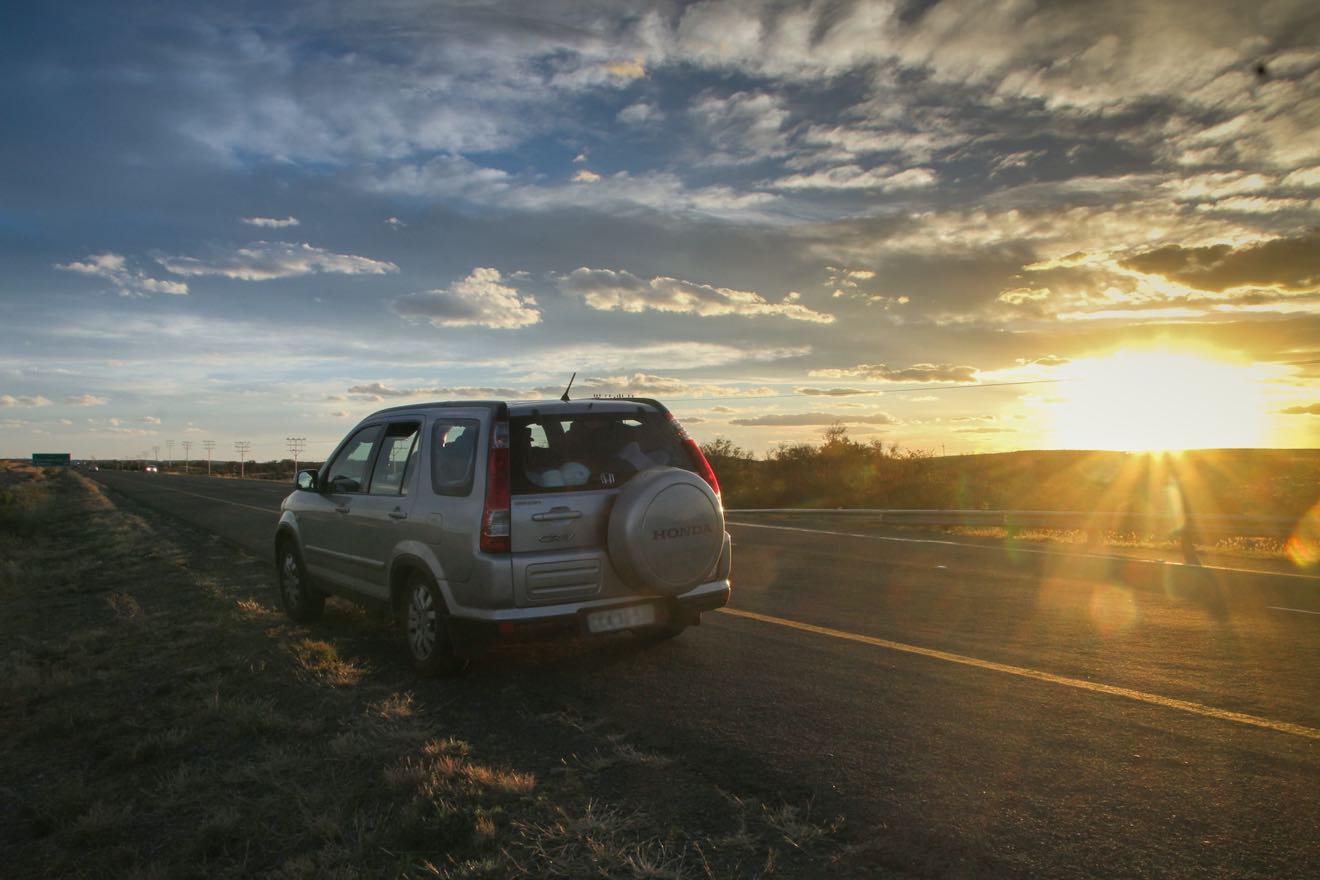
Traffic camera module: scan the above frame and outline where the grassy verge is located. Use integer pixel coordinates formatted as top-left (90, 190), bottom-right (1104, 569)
top-left (0, 464), bottom-right (843, 878)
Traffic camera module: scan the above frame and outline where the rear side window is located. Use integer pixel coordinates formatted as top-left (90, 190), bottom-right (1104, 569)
top-left (431, 419), bottom-right (479, 496)
top-left (510, 411), bottom-right (693, 495)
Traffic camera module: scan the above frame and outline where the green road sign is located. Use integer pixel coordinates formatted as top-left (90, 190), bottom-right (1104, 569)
top-left (32, 453), bottom-right (71, 466)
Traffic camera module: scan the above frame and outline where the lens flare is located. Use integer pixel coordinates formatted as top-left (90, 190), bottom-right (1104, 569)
top-left (1285, 501), bottom-right (1320, 570)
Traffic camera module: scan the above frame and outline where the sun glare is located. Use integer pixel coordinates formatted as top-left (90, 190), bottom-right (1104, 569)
top-left (1049, 350), bottom-right (1267, 451)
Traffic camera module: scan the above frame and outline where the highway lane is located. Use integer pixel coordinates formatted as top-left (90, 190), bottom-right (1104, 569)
top-left (88, 469), bottom-right (1320, 877)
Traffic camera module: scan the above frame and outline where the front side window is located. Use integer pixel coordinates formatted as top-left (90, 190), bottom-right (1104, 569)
top-left (324, 424), bottom-right (385, 494)
top-left (369, 422), bottom-right (420, 496)
top-left (431, 419), bottom-right (479, 496)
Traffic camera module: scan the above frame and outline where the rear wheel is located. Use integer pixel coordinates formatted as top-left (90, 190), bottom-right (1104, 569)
top-left (277, 539), bottom-right (324, 622)
top-left (401, 574), bottom-right (464, 677)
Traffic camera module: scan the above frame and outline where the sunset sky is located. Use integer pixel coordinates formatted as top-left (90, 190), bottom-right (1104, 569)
top-left (2, 0), bottom-right (1318, 461)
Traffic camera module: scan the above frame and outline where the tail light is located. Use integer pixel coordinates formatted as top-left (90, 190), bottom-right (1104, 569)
top-left (665, 411), bottom-right (721, 498)
top-left (480, 419), bottom-right (511, 553)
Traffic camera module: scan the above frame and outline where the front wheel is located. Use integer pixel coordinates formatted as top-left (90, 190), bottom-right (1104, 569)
top-left (277, 540), bottom-right (325, 622)
top-left (401, 575), bottom-right (465, 677)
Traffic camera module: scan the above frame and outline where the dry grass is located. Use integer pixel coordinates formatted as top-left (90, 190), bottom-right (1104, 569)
top-left (0, 464), bottom-right (843, 879)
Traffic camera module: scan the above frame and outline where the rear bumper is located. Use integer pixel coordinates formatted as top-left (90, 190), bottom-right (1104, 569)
top-left (451, 579), bottom-right (730, 639)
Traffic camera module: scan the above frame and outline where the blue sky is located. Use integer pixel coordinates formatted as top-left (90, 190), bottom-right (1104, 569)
top-left (2, 0), bottom-right (1318, 462)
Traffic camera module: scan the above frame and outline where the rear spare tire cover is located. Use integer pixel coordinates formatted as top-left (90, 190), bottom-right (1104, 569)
top-left (608, 467), bottom-right (724, 595)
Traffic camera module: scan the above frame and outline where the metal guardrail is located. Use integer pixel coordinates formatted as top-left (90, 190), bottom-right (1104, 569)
top-left (725, 508), bottom-right (1300, 565)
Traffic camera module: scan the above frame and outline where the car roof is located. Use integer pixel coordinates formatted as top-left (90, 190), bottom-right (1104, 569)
top-left (364, 398), bottom-right (667, 420)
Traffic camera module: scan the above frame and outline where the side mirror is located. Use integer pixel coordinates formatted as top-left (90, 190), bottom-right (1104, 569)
top-left (295, 469), bottom-right (319, 491)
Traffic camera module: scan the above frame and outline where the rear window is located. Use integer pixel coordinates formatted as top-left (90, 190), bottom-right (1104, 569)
top-left (510, 411), bottom-right (694, 495)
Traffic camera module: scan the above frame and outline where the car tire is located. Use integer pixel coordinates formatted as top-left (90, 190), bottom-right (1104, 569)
top-left (277, 539), bottom-right (325, 622)
top-left (400, 574), bottom-right (465, 677)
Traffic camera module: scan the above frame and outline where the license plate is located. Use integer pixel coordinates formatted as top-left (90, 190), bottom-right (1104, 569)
top-left (586, 603), bottom-right (659, 634)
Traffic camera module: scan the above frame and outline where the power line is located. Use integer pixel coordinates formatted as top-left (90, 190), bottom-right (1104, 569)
top-left (203, 440), bottom-right (215, 476)
top-left (286, 436), bottom-right (306, 476)
top-left (181, 440), bottom-right (192, 473)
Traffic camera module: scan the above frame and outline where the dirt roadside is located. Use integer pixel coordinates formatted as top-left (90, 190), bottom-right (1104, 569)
top-left (0, 465), bottom-right (847, 879)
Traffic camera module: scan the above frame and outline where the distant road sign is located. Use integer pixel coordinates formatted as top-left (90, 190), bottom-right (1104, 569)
top-left (32, 453), bottom-right (71, 466)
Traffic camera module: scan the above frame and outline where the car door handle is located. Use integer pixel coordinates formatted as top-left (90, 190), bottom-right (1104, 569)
top-left (388, 509), bottom-right (408, 520)
top-left (334, 505), bottom-right (351, 514)
top-left (532, 508), bottom-right (582, 522)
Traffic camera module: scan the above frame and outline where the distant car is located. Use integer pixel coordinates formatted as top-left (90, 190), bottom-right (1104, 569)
top-left (144, 465), bottom-right (158, 473)
top-left (274, 397), bottom-right (731, 674)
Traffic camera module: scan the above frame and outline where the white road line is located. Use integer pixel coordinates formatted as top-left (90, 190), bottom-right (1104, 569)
top-left (1268, 606), bottom-right (1320, 616)
top-left (717, 607), bottom-right (1320, 742)
top-left (727, 520), bottom-right (1320, 581)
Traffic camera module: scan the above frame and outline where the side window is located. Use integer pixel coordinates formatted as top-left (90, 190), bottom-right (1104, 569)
top-left (431, 419), bottom-right (479, 497)
top-left (324, 424), bottom-right (385, 494)
top-left (369, 422), bottom-right (420, 496)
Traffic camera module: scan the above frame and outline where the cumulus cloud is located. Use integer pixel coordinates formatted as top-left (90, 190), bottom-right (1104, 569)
top-left (1, 394), bottom-right (53, 407)
top-left (140, 416), bottom-right (161, 424)
top-left (572, 169), bottom-right (602, 183)
top-left (809, 363), bottom-right (980, 383)
top-left (345, 381), bottom-right (539, 401)
top-left (795, 387), bottom-right (871, 397)
top-left (561, 267), bottom-right (834, 323)
top-left (390, 268), bottom-right (540, 329)
top-left (65, 394), bottom-right (109, 406)
top-left (1280, 403), bottom-right (1320, 415)
top-left (771, 165), bottom-right (937, 192)
top-left (730, 412), bottom-right (897, 427)
top-left (570, 374), bottom-right (775, 398)
top-left (55, 252), bottom-right (188, 297)
top-left (159, 242), bottom-right (398, 281)
top-left (1121, 231), bottom-right (1320, 293)
top-left (242, 216), bottom-right (300, 228)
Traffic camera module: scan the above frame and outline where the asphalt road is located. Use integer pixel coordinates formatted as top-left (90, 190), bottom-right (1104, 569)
top-left (90, 469), bottom-right (1320, 878)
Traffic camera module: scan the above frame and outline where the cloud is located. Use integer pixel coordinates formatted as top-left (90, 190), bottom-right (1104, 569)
top-left (689, 91), bottom-right (791, 165)
top-left (570, 374), bottom-right (775, 399)
top-left (140, 416), bottom-right (161, 424)
top-left (603, 58), bottom-right (645, 80)
top-left (345, 382), bottom-right (539, 401)
top-left (955, 427), bottom-right (1017, 434)
top-left (1121, 231), bottom-right (1320, 293)
top-left (618, 101), bottom-right (662, 125)
top-left (159, 242), bottom-right (398, 281)
top-left (771, 165), bottom-right (937, 192)
top-left (1280, 403), bottom-right (1320, 415)
top-left (1017, 355), bottom-right (1071, 367)
top-left (242, 216), bottom-right (300, 228)
top-left (561, 268), bottom-right (834, 323)
top-left (795, 387), bottom-right (871, 397)
top-left (730, 412), bottom-right (897, 427)
top-left (572, 169), bottom-right (602, 183)
top-left (55, 252), bottom-right (188, 297)
top-left (1, 395), bottom-right (53, 407)
top-left (390, 268), bottom-right (540, 329)
top-left (809, 363), bottom-right (980, 383)
top-left (64, 394), bottom-right (109, 406)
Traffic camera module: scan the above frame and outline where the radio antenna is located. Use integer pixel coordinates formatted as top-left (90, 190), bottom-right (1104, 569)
top-left (560, 372), bottom-right (576, 402)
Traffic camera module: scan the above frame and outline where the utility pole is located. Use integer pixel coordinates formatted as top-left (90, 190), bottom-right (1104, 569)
top-left (233, 441), bottom-right (251, 479)
top-left (203, 440), bottom-right (215, 476)
top-left (152, 445), bottom-right (160, 463)
top-left (286, 436), bottom-right (306, 478)
top-left (181, 440), bottom-right (192, 473)
top-left (166, 439), bottom-right (175, 468)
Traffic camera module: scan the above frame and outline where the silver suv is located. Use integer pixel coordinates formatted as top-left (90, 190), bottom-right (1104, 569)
top-left (274, 398), bottom-right (731, 674)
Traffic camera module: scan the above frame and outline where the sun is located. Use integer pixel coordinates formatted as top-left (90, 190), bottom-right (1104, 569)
top-left (1048, 349), bottom-right (1268, 451)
